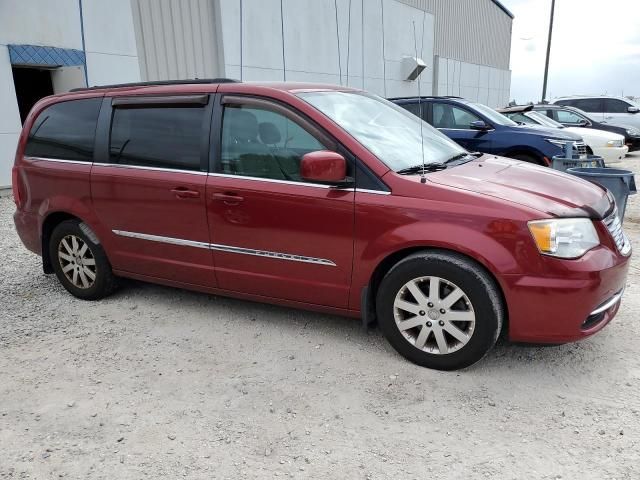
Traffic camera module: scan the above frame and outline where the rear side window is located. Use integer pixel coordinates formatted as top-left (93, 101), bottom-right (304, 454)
top-left (432, 103), bottom-right (481, 129)
top-left (109, 106), bottom-right (205, 171)
top-left (400, 103), bottom-right (426, 120)
top-left (25, 98), bottom-right (101, 162)
top-left (572, 99), bottom-right (602, 112)
top-left (603, 99), bottom-right (630, 113)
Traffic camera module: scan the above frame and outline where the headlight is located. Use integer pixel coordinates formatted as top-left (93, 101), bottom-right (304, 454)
top-left (546, 138), bottom-right (572, 149)
top-left (606, 139), bottom-right (624, 147)
top-left (528, 218), bottom-right (599, 258)
top-left (626, 128), bottom-right (640, 137)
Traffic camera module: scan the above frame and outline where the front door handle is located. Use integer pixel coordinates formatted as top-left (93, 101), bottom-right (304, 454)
top-left (212, 192), bottom-right (244, 205)
top-left (171, 187), bottom-right (200, 199)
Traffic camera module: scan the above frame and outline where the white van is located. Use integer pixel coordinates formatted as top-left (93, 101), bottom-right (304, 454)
top-left (553, 96), bottom-right (640, 129)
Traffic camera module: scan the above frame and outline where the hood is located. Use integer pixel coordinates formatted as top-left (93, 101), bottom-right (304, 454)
top-left (564, 127), bottom-right (624, 142)
top-left (429, 155), bottom-right (612, 218)
top-left (510, 124), bottom-right (582, 141)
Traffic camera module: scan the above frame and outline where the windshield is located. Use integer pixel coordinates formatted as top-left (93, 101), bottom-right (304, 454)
top-left (528, 111), bottom-right (563, 128)
top-left (471, 103), bottom-right (518, 126)
top-left (297, 91), bottom-right (466, 171)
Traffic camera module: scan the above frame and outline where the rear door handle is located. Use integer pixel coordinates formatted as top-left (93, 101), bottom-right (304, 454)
top-left (212, 192), bottom-right (244, 205)
top-left (171, 187), bottom-right (200, 199)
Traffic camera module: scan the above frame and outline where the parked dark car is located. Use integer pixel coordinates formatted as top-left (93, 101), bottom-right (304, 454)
top-left (13, 81), bottom-right (631, 370)
top-left (391, 96), bottom-right (586, 166)
top-left (533, 104), bottom-right (640, 152)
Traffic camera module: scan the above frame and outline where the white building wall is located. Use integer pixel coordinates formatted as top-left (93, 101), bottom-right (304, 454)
top-left (132, 0), bottom-right (223, 80)
top-left (0, 0), bottom-right (140, 187)
top-left (82, 0), bottom-right (141, 86)
top-left (218, 0), bottom-right (434, 98)
top-left (434, 56), bottom-right (511, 108)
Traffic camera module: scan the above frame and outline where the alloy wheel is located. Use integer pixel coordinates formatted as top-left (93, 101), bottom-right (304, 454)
top-left (57, 234), bottom-right (97, 289)
top-left (393, 276), bottom-right (475, 355)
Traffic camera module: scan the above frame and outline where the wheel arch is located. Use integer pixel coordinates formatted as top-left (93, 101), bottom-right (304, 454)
top-left (41, 212), bottom-right (101, 274)
top-left (363, 246), bottom-right (509, 337)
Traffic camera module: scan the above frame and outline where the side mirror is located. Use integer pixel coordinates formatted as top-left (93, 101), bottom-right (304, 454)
top-left (628, 106), bottom-right (639, 114)
top-left (301, 151), bottom-right (352, 186)
top-left (578, 119), bottom-right (589, 126)
top-left (470, 120), bottom-right (491, 131)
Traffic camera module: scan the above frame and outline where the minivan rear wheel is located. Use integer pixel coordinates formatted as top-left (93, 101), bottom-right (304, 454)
top-left (49, 220), bottom-right (116, 300)
top-left (376, 251), bottom-right (503, 370)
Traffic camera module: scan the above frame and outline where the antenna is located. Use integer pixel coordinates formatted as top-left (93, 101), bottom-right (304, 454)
top-left (280, 0), bottom-right (286, 80)
top-left (239, 0), bottom-right (244, 81)
top-left (413, 21), bottom-right (426, 183)
top-left (334, 0), bottom-right (343, 85)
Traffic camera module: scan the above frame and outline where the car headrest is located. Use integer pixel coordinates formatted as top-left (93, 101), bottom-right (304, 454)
top-left (259, 122), bottom-right (281, 144)
top-left (225, 109), bottom-right (259, 141)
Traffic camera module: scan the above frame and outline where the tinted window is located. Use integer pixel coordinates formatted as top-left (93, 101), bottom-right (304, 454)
top-left (109, 106), bottom-right (205, 171)
top-left (400, 102), bottom-right (426, 120)
top-left (603, 99), bottom-right (630, 113)
top-left (572, 99), bottom-right (602, 112)
top-left (25, 98), bottom-right (101, 161)
top-left (432, 104), bottom-right (481, 129)
top-left (220, 104), bottom-right (331, 182)
top-left (555, 110), bottom-right (585, 124)
top-left (508, 113), bottom-right (534, 124)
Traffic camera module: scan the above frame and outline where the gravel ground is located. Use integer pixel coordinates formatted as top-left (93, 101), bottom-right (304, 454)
top-left (1, 155), bottom-right (639, 479)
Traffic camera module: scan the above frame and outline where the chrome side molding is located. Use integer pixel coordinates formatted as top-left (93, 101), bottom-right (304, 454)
top-left (112, 230), bottom-right (336, 266)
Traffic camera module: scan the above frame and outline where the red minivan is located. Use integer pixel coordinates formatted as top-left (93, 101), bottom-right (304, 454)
top-left (12, 79), bottom-right (631, 370)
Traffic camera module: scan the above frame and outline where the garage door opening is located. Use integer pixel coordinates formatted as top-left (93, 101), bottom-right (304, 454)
top-left (12, 67), bottom-right (54, 124)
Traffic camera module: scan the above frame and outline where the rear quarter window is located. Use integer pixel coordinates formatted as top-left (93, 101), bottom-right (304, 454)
top-left (24, 98), bottom-right (102, 162)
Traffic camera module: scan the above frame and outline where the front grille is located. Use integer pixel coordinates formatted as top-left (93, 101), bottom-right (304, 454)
top-left (604, 210), bottom-right (631, 255)
top-left (573, 142), bottom-right (588, 157)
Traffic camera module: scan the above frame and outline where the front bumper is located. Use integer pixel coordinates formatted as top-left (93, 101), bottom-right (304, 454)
top-left (592, 145), bottom-right (629, 163)
top-left (503, 246), bottom-right (630, 343)
top-left (625, 137), bottom-right (640, 152)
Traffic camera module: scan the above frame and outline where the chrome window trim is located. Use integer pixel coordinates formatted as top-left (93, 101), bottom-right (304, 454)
top-left (207, 172), bottom-right (334, 189)
top-left (208, 172), bottom-right (389, 194)
top-left (355, 188), bottom-right (391, 195)
top-left (112, 230), bottom-right (336, 266)
top-left (25, 156), bottom-right (92, 165)
top-left (93, 162), bottom-right (208, 176)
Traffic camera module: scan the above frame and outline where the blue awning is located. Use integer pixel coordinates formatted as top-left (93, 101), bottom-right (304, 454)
top-left (8, 44), bottom-right (86, 68)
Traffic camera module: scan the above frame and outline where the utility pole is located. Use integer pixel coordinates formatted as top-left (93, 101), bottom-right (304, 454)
top-left (541, 0), bottom-right (556, 103)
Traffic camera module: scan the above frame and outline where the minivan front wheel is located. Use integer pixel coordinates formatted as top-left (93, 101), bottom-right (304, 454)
top-left (49, 220), bottom-right (116, 300)
top-left (376, 251), bottom-right (503, 370)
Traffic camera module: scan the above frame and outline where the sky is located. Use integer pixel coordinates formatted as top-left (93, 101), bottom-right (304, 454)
top-left (501, 0), bottom-right (640, 104)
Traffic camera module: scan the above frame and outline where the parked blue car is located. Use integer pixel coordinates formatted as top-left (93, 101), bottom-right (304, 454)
top-left (390, 96), bottom-right (585, 166)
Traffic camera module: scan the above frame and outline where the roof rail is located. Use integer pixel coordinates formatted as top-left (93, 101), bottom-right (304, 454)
top-left (70, 78), bottom-right (240, 92)
top-left (389, 95), bottom-right (463, 101)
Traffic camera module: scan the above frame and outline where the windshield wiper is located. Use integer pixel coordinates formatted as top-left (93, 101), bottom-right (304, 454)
top-left (396, 163), bottom-right (447, 175)
top-left (444, 152), bottom-right (482, 165)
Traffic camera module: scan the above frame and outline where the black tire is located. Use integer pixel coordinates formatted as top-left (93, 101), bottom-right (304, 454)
top-left (376, 251), bottom-right (504, 371)
top-left (508, 153), bottom-right (542, 165)
top-left (49, 220), bottom-right (117, 300)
